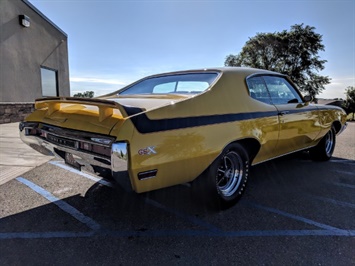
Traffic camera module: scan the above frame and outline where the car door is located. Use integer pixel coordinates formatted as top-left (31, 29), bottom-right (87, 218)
top-left (246, 75), bottom-right (280, 163)
top-left (263, 75), bottom-right (321, 156)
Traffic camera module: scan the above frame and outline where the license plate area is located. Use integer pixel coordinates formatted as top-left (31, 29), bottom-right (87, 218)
top-left (64, 152), bottom-right (81, 170)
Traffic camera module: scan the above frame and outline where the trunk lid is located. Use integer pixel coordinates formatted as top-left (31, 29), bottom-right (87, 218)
top-left (32, 95), bottom-right (187, 135)
top-left (33, 97), bottom-right (128, 135)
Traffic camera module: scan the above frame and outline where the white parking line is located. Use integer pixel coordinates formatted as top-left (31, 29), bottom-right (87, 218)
top-left (331, 181), bottom-right (355, 189)
top-left (1, 228), bottom-right (354, 240)
top-left (50, 161), bottom-right (221, 231)
top-left (16, 177), bottom-right (101, 231)
top-left (333, 170), bottom-right (355, 177)
top-left (330, 159), bottom-right (355, 165)
top-left (306, 194), bottom-right (355, 209)
top-left (49, 161), bottom-right (114, 188)
top-left (244, 201), bottom-right (345, 232)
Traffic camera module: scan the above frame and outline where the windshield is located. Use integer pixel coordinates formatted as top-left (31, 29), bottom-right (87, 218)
top-left (119, 72), bottom-right (219, 95)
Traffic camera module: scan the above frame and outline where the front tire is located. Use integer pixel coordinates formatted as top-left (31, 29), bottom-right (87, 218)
top-left (200, 143), bottom-right (250, 208)
top-left (309, 126), bottom-right (336, 161)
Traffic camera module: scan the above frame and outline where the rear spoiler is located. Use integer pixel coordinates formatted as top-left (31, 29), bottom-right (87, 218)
top-left (35, 97), bottom-right (130, 121)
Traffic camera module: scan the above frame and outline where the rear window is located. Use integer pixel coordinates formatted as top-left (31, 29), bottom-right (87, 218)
top-left (119, 73), bottom-right (219, 95)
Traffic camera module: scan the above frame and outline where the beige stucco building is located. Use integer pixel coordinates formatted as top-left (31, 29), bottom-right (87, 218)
top-left (0, 0), bottom-right (70, 122)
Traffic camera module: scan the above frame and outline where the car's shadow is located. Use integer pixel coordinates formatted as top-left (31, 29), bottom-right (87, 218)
top-left (1, 153), bottom-right (354, 234)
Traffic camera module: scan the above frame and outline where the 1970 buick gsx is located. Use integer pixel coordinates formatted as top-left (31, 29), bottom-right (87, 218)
top-left (20, 67), bottom-right (347, 206)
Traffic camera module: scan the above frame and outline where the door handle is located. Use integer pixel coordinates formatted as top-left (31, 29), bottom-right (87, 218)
top-left (278, 111), bottom-right (289, 116)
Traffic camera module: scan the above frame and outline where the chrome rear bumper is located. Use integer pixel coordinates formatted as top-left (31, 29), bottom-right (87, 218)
top-left (19, 122), bottom-right (129, 184)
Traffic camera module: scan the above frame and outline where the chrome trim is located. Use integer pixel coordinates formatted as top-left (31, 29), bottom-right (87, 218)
top-left (38, 124), bottom-right (115, 146)
top-left (19, 122), bottom-right (130, 185)
top-left (111, 142), bottom-right (128, 173)
top-left (337, 122), bottom-right (347, 136)
top-left (19, 121), bottom-right (38, 131)
top-left (20, 126), bottom-right (111, 169)
top-left (20, 122), bottom-right (114, 156)
top-left (138, 169), bottom-right (157, 180)
top-left (91, 137), bottom-right (112, 145)
top-left (252, 145), bottom-right (317, 166)
top-left (111, 142), bottom-right (130, 190)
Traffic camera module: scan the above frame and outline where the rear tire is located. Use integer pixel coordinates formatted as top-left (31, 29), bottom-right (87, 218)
top-left (309, 126), bottom-right (336, 161)
top-left (195, 143), bottom-right (250, 209)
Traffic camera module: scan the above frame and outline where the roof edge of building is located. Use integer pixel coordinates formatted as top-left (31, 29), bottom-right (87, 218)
top-left (22, 0), bottom-right (68, 37)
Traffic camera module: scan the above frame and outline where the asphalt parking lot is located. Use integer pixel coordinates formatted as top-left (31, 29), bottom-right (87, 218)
top-left (0, 123), bottom-right (354, 265)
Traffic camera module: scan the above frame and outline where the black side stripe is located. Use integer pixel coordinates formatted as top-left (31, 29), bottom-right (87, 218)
top-left (123, 106), bottom-right (321, 134)
top-left (125, 109), bottom-right (277, 134)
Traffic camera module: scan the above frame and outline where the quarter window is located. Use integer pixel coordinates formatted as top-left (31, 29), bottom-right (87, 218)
top-left (246, 76), bottom-right (271, 104)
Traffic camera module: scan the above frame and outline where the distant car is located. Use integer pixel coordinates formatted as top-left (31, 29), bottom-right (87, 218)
top-left (20, 67), bottom-right (347, 206)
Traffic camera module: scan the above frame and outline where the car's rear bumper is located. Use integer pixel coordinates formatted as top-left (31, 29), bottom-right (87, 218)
top-left (19, 122), bottom-right (130, 185)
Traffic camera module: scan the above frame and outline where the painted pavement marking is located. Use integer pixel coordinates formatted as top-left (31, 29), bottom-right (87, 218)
top-left (51, 161), bottom-right (221, 231)
top-left (49, 161), bottom-right (114, 188)
top-left (243, 201), bottom-right (346, 232)
top-left (330, 181), bottom-right (355, 189)
top-left (305, 194), bottom-right (355, 209)
top-left (333, 170), bottom-right (355, 177)
top-left (1, 229), bottom-right (354, 240)
top-left (16, 177), bottom-right (101, 231)
top-left (4, 160), bottom-right (352, 240)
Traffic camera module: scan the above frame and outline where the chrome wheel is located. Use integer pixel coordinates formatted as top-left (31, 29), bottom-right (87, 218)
top-left (216, 151), bottom-right (244, 197)
top-left (309, 126), bottom-right (336, 161)
top-left (194, 143), bottom-right (249, 208)
top-left (325, 129), bottom-right (335, 156)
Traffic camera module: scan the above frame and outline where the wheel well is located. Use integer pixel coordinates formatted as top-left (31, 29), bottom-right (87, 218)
top-left (197, 138), bottom-right (261, 179)
top-left (332, 121), bottom-right (342, 134)
top-left (232, 138), bottom-right (261, 163)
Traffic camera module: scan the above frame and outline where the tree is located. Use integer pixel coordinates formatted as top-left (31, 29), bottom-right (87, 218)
top-left (73, 91), bottom-right (94, 98)
top-left (343, 86), bottom-right (355, 120)
top-left (225, 24), bottom-right (330, 98)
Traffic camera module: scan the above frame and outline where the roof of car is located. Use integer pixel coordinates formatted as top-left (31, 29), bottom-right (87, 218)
top-left (148, 67), bottom-right (282, 78)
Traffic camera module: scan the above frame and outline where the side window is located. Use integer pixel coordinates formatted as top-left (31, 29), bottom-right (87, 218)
top-left (263, 76), bottom-right (303, 104)
top-left (246, 76), bottom-right (271, 104)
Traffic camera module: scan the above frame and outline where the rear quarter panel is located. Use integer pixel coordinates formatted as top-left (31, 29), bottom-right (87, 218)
top-left (316, 105), bottom-right (347, 139)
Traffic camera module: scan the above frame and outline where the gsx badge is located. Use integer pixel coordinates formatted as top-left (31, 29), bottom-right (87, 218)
top-left (138, 146), bottom-right (157, 155)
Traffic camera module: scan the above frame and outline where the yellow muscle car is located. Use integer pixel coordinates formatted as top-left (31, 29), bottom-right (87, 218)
top-left (19, 67), bottom-right (347, 206)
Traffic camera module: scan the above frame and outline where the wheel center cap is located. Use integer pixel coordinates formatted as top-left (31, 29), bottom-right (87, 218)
top-left (225, 169), bottom-right (233, 179)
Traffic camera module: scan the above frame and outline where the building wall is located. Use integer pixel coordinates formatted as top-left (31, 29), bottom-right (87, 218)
top-left (0, 0), bottom-right (70, 102)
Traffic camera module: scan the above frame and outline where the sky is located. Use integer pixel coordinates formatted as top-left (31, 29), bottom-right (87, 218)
top-left (29, 0), bottom-right (355, 99)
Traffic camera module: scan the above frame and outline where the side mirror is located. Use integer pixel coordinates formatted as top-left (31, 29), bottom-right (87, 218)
top-left (304, 95), bottom-right (313, 103)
